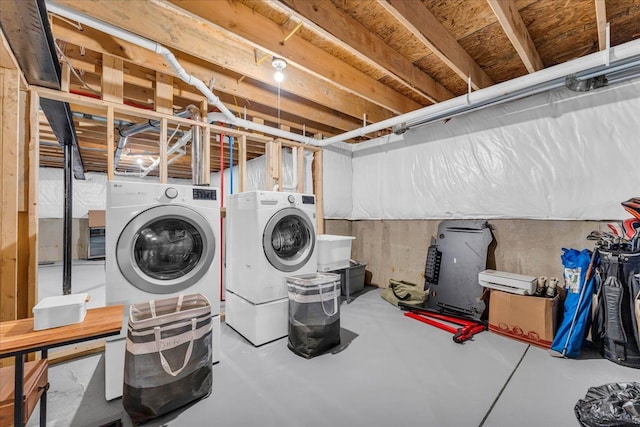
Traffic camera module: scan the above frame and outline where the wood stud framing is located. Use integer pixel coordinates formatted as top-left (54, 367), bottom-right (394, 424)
top-left (594, 0), bottom-right (608, 51)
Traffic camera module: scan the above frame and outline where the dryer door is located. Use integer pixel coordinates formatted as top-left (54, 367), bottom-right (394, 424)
top-left (263, 207), bottom-right (316, 272)
top-left (116, 205), bottom-right (215, 294)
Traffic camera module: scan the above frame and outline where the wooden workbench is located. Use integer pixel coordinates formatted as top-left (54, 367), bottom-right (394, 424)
top-left (0, 305), bottom-right (124, 427)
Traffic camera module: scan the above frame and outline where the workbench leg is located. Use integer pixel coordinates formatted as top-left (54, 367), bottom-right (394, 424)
top-left (40, 349), bottom-right (48, 427)
top-left (14, 353), bottom-right (24, 427)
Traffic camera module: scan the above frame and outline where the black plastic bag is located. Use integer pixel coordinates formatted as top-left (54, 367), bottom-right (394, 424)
top-left (575, 382), bottom-right (640, 427)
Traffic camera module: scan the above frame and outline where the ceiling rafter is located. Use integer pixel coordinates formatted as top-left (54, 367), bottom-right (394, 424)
top-left (168, 0), bottom-right (422, 114)
top-left (487, 0), bottom-right (544, 73)
top-left (277, 0), bottom-right (454, 104)
top-left (378, 0), bottom-right (494, 90)
top-left (594, 0), bottom-right (607, 51)
top-left (53, 0), bottom-right (395, 124)
top-left (51, 20), bottom-right (360, 133)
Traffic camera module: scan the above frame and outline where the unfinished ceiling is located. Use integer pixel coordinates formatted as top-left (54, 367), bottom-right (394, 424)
top-left (10, 0), bottom-right (640, 178)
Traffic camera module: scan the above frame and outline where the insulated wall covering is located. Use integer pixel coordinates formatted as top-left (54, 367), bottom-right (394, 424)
top-left (349, 78), bottom-right (640, 220)
top-left (322, 144), bottom-right (353, 219)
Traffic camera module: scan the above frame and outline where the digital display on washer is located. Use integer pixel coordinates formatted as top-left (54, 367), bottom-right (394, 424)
top-left (302, 195), bottom-right (315, 205)
top-left (193, 188), bottom-right (217, 201)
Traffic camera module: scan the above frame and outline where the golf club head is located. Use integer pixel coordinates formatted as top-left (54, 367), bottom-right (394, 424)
top-left (622, 197), bottom-right (640, 221)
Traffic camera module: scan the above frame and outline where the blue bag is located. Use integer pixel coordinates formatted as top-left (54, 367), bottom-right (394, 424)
top-left (550, 248), bottom-right (598, 358)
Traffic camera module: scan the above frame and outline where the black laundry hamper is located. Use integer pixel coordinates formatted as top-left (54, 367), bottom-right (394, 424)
top-left (287, 273), bottom-right (341, 358)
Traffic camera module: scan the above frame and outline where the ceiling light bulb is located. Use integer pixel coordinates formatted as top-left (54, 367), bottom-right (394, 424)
top-left (136, 157), bottom-right (143, 165)
top-left (274, 70), bottom-right (284, 83)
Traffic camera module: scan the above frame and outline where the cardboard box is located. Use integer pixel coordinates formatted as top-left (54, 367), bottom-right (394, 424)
top-left (88, 210), bottom-right (105, 228)
top-left (488, 289), bottom-right (561, 349)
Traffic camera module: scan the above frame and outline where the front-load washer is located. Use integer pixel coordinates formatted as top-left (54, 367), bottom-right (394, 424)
top-left (225, 190), bottom-right (317, 345)
top-left (104, 181), bottom-right (220, 400)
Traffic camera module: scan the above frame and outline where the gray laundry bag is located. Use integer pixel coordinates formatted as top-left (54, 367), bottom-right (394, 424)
top-left (123, 294), bottom-right (213, 424)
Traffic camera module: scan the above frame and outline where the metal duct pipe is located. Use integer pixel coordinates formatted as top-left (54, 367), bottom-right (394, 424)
top-left (46, 1), bottom-right (640, 149)
top-left (114, 109), bottom-right (191, 168)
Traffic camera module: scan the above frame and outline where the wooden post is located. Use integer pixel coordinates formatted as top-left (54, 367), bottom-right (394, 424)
top-left (276, 139), bottom-right (282, 191)
top-left (101, 54), bottom-right (124, 103)
top-left (0, 68), bottom-right (20, 321)
top-left (26, 90), bottom-right (39, 314)
top-left (297, 147), bottom-right (304, 193)
top-left (239, 134), bottom-right (247, 192)
top-left (265, 140), bottom-right (275, 190)
top-left (201, 99), bottom-right (210, 185)
top-left (313, 149), bottom-right (324, 234)
top-left (60, 61), bottom-right (71, 92)
top-left (106, 106), bottom-right (114, 181)
top-left (159, 118), bottom-right (168, 183)
top-left (155, 71), bottom-right (173, 114)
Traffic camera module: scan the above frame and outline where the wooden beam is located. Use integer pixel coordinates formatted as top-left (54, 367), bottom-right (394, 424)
top-left (159, 117), bottom-right (168, 183)
top-left (594, 0), bottom-right (607, 51)
top-left (239, 135), bottom-right (247, 192)
top-left (61, 61), bottom-right (71, 92)
top-left (487, 0), bottom-right (544, 73)
top-left (27, 90), bottom-right (39, 314)
top-left (101, 54), bottom-right (124, 103)
top-left (106, 106), bottom-right (114, 180)
top-left (0, 68), bottom-right (20, 321)
top-left (313, 149), bottom-right (324, 234)
top-left (155, 71), bottom-right (173, 114)
top-left (0, 30), bottom-right (28, 88)
top-left (297, 146), bottom-right (304, 193)
top-left (280, 0), bottom-right (453, 103)
top-left (54, 0), bottom-right (396, 123)
top-left (379, 0), bottom-right (494, 90)
top-left (170, 0), bottom-right (429, 111)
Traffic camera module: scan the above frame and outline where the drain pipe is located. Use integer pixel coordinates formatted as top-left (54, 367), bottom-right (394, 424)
top-left (46, 1), bottom-right (640, 147)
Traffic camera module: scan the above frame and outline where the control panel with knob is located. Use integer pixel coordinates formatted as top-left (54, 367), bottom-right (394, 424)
top-left (287, 194), bottom-right (295, 204)
top-left (164, 187), bottom-right (179, 199)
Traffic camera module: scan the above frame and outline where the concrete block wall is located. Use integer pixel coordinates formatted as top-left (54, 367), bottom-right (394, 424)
top-left (325, 219), bottom-right (604, 288)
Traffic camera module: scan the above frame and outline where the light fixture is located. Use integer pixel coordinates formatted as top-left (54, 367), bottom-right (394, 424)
top-left (272, 57), bottom-right (287, 83)
top-left (136, 157), bottom-right (143, 165)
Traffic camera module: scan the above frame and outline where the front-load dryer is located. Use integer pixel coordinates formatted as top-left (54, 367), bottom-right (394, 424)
top-left (225, 190), bottom-right (317, 345)
top-left (105, 181), bottom-right (220, 400)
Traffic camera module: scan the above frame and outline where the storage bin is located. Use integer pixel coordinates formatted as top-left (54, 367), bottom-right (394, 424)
top-left (32, 293), bottom-right (88, 330)
top-left (316, 234), bottom-right (355, 272)
top-left (287, 273), bottom-right (341, 358)
top-left (332, 260), bottom-right (367, 297)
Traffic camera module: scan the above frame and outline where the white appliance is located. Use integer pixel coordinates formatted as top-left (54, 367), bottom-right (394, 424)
top-left (479, 269), bottom-right (537, 295)
top-left (225, 190), bottom-right (317, 345)
top-left (105, 181), bottom-right (221, 400)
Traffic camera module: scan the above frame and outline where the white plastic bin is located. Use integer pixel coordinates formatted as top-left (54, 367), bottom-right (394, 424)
top-left (32, 293), bottom-right (88, 330)
top-left (316, 234), bottom-right (356, 272)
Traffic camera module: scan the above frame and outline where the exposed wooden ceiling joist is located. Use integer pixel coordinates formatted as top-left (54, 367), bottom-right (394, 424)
top-left (51, 21), bottom-right (361, 133)
top-left (594, 0), bottom-right (607, 51)
top-left (487, 0), bottom-right (544, 73)
top-left (170, 0), bottom-right (424, 114)
top-left (276, 0), bottom-right (453, 104)
top-left (378, 0), bottom-right (494, 90)
top-left (54, 0), bottom-right (395, 124)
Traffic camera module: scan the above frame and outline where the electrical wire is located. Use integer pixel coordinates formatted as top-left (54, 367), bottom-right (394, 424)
top-left (54, 42), bottom-right (101, 95)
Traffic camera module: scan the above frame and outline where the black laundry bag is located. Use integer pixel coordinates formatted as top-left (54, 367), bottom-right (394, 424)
top-left (287, 273), bottom-right (341, 358)
top-left (575, 382), bottom-right (640, 427)
top-left (123, 294), bottom-right (213, 424)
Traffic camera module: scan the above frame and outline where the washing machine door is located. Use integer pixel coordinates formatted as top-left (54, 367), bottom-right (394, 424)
top-left (263, 207), bottom-right (316, 272)
top-left (116, 205), bottom-right (215, 294)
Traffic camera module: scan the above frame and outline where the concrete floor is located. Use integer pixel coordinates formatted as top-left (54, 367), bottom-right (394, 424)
top-left (29, 261), bottom-right (636, 427)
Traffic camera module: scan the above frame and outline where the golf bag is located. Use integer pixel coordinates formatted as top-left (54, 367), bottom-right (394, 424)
top-left (592, 250), bottom-right (640, 368)
top-left (550, 248), bottom-right (597, 358)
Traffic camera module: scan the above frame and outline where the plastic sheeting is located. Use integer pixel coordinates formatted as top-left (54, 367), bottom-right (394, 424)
top-left (40, 146), bottom-right (315, 218)
top-left (322, 144), bottom-right (353, 219)
top-left (348, 78), bottom-right (640, 220)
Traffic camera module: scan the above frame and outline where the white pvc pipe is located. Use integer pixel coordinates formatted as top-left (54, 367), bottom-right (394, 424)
top-left (46, 1), bottom-right (640, 149)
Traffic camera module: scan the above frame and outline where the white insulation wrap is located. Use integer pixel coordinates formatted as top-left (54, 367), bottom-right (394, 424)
top-left (350, 78), bottom-right (640, 220)
top-left (322, 144), bottom-right (353, 218)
